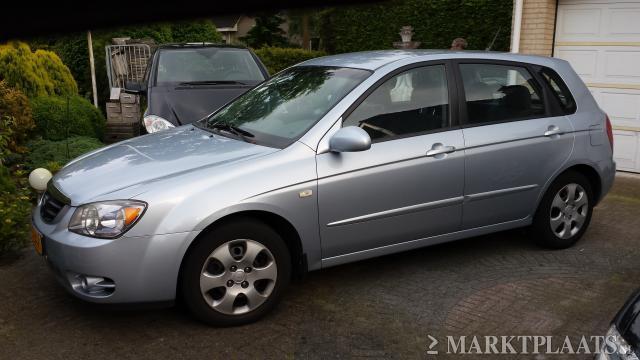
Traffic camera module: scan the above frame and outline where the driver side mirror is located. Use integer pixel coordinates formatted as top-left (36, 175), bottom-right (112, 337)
top-left (124, 80), bottom-right (146, 94)
top-left (329, 126), bottom-right (371, 153)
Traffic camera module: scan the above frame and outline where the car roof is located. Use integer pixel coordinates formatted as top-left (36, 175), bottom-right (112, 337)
top-left (157, 43), bottom-right (249, 50)
top-left (299, 50), bottom-right (568, 71)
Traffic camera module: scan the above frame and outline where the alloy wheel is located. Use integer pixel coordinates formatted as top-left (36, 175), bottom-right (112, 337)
top-left (199, 239), bottom-right (277, 315)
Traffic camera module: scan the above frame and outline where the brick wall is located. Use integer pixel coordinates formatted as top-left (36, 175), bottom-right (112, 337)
top-left (513, 0), bottom-right (557, 56)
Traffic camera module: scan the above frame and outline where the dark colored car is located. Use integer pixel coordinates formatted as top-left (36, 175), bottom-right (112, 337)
top-left (599, 288), bottom-right (640, 359)
top-left (127, 43), bottom-right (268, 133)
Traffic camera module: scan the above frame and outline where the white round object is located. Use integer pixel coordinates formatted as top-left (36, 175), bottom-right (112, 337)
top-left (29, 168), bottom-right (53, 192)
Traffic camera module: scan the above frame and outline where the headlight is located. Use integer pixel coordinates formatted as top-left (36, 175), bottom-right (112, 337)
top-left (69, 200), bottom-right (147, 239)
top-left (598, 325), bottom-right (639, 360)
top-left (143, 115), bottom-right (175, 133)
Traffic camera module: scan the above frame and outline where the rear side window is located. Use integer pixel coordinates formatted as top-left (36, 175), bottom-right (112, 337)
top-left (539, 68), bottom-right (576, 115)
top-left (459, 63), bottom-right (545, 125)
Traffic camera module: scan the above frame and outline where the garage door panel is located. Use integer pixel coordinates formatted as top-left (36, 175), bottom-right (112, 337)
top-left (608, 8), bottom-right (640, 36)
top-left (555, 49), bottom-right (599, 79)
top-left (612, 130), bottom-right (638, 171)
top-left (604, 51), bottom-right (640, 80)
top-left (561, 8), bottom-right (602, 37)
top-left (556, 1), bottom-right (640, 172)
top-left (599, 90), bottom-right (640, 128)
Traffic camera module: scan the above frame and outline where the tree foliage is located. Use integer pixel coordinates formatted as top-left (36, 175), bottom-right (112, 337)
top-left (241, 14), bottom-right (288, 48)
top-left (318, 0), bottom-right (513, 53)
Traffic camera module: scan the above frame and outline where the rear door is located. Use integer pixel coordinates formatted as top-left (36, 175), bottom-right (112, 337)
top-left (454, 60), bottom-right (574, 229)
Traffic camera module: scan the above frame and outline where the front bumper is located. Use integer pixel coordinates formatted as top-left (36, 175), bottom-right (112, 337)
top-left (33, 205), bottom-right (198, 304)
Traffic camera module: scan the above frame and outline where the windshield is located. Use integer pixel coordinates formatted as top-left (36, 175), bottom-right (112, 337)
top-left (201, 66), bottom-right (371, 148)
top-left (155, 47), bottom-right (265, 84)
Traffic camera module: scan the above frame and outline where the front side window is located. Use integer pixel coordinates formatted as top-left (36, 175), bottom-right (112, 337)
top-left (460, 63), bottom-right (545, 125)
top-left (343, 65), bottom-right (449, 141)
top-left (202, 66), bottom-right (371, 148)
top-left (155, 47), bottom-right (265, 84)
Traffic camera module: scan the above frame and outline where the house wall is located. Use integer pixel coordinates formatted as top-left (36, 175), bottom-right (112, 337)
top-left (515, 0), bottom-right (558, 56)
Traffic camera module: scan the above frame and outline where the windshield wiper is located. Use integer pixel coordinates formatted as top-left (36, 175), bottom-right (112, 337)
top-left (209, 122), bottom-right (255, 141)
top-left (178, 80), bottom-right (248, 86)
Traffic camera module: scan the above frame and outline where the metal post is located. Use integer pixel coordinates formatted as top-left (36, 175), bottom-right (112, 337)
top-left (87, 30), bottom-right (99, 108)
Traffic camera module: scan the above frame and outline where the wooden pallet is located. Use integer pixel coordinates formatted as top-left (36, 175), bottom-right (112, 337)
top-left (104, 123), bottom-right (139, 144)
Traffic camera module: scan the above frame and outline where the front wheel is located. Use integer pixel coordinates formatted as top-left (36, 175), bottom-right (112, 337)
top-left (531, 171), bottom-right (594, 249)
top-left (181, 219), bottom-right (291, 326)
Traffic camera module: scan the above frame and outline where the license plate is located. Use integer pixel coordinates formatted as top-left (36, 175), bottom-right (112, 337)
top-left (31, 223), bottom-right (43, 255)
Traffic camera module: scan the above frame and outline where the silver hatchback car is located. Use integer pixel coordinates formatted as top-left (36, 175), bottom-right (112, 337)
top-left (33, 50), bottom-right (616, 326)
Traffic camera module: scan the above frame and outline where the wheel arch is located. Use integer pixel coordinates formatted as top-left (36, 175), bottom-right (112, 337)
top-left (176, 210), bottom-right (307, 299)
top-left (535, 162), bottom-right (604, 215)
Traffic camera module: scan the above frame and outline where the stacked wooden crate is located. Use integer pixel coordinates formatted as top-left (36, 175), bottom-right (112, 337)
top-left (104, 92), bottom-right (141, 144)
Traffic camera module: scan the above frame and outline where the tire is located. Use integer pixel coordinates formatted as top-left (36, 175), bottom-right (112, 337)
top-left (181, 218), bottom-right (291, 326)
top-left (531, 171), bottom-right (594, 249)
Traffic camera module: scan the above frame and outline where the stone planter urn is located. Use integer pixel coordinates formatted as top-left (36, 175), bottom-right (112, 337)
top-left (393, 26), bottom-right (421, 49)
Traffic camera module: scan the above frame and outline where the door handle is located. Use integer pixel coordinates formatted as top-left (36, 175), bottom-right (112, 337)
top-left (426, 144), bottom-right (456, 157)
top-left (544, 125), bottom-right (563, 137)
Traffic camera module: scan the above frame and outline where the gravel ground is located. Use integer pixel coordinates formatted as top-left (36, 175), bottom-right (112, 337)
top-left (1, 174), bottom-right (639, 359)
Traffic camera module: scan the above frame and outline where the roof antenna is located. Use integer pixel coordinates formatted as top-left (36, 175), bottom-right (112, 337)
top-left (485, 27), bottom-right (502, 51)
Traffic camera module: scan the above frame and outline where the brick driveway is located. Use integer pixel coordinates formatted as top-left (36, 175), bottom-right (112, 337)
top-left (1, 174), bottom-right (639, 359)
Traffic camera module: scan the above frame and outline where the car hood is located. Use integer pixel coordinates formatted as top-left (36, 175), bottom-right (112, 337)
top-left (52, 126), bottom-right (278, 205)
top-left (147, 84), bottom-right (254, 125)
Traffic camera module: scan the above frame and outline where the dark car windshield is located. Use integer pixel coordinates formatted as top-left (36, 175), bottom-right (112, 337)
top-left (200, 66), bottom-right (371, 148)
top-left (155, 47), bottom-right (265, 84)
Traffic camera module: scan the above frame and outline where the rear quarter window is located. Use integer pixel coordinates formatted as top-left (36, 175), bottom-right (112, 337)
top-left (539, 67), bottom-right (576, 115)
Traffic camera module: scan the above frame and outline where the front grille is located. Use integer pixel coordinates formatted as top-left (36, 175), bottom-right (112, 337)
top-left (40, 182), bottom-right (70, 223)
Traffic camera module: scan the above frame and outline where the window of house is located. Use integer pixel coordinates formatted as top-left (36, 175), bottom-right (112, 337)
top-left (459, 63), bottom-right (545, 125)
top-left (343, 65), bottom-right (449, 141)
top-left (540, 68), bottom-right (577, 115)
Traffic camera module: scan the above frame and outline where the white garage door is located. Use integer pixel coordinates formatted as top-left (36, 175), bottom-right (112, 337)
top-left (554, 0), bottom-right (640, 172)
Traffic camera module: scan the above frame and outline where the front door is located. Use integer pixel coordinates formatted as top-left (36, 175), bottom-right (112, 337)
top-left (316, 63), bottom-right (466, 261)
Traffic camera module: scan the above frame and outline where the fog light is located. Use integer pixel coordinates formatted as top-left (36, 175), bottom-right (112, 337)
top-left (70, 274), bottom-right (115, 297)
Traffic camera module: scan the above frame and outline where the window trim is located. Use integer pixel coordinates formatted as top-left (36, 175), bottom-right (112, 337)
top-left (341, 60), bottom-right (459, 144)
top-left (451, 59), bottom-right (552, 129)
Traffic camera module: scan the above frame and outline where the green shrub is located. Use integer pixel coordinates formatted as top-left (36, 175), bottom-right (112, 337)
top-left (0, 165), bottom-right (30, 256)
top-left (26, 136), bottom-right (104, 170)
top-left (0, 81), bottom-right (34, 151)
top-left (254, 47), bottom-right (326, 74)
top-left (30, 96), bottom-right (105, 141)
top-left (0, 164), bottom-right (14, 193)
top-left (0, 190), bottom-right (31, 256)
top-left (34, 50), bottom-right (78, 96)
top-left (0, 41), bottom-right (78, 98)
top-left (318, 0), bottom-right (512, 53)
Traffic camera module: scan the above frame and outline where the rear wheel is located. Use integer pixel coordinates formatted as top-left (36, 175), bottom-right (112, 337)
top-left (531, 171), bottom-right (594, 249)
top-left (181, 219), bottom-right (291, 326)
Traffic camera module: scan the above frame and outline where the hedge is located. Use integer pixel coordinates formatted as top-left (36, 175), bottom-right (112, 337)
top-left (0, 189), bottom-right (31, 256)
top-left (30, 95), bottom-right (105, 141)
top-left (254, 47), bottom-right (326, 74)
top-left (0, 42), bottom-right (77, 98)
top-left (318, 0), bottom-right (513, 54)
top-left (26, 136), bottom-right (104, 171)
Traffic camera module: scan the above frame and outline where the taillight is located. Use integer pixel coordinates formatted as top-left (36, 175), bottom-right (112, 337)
top-left (605, 114), bottom-right (614, 151)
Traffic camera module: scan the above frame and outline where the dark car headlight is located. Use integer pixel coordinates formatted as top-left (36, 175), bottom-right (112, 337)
top-left (598, 325), bottom-right (639, 360)
top-left (68, 200), bottom-right (146, 239)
